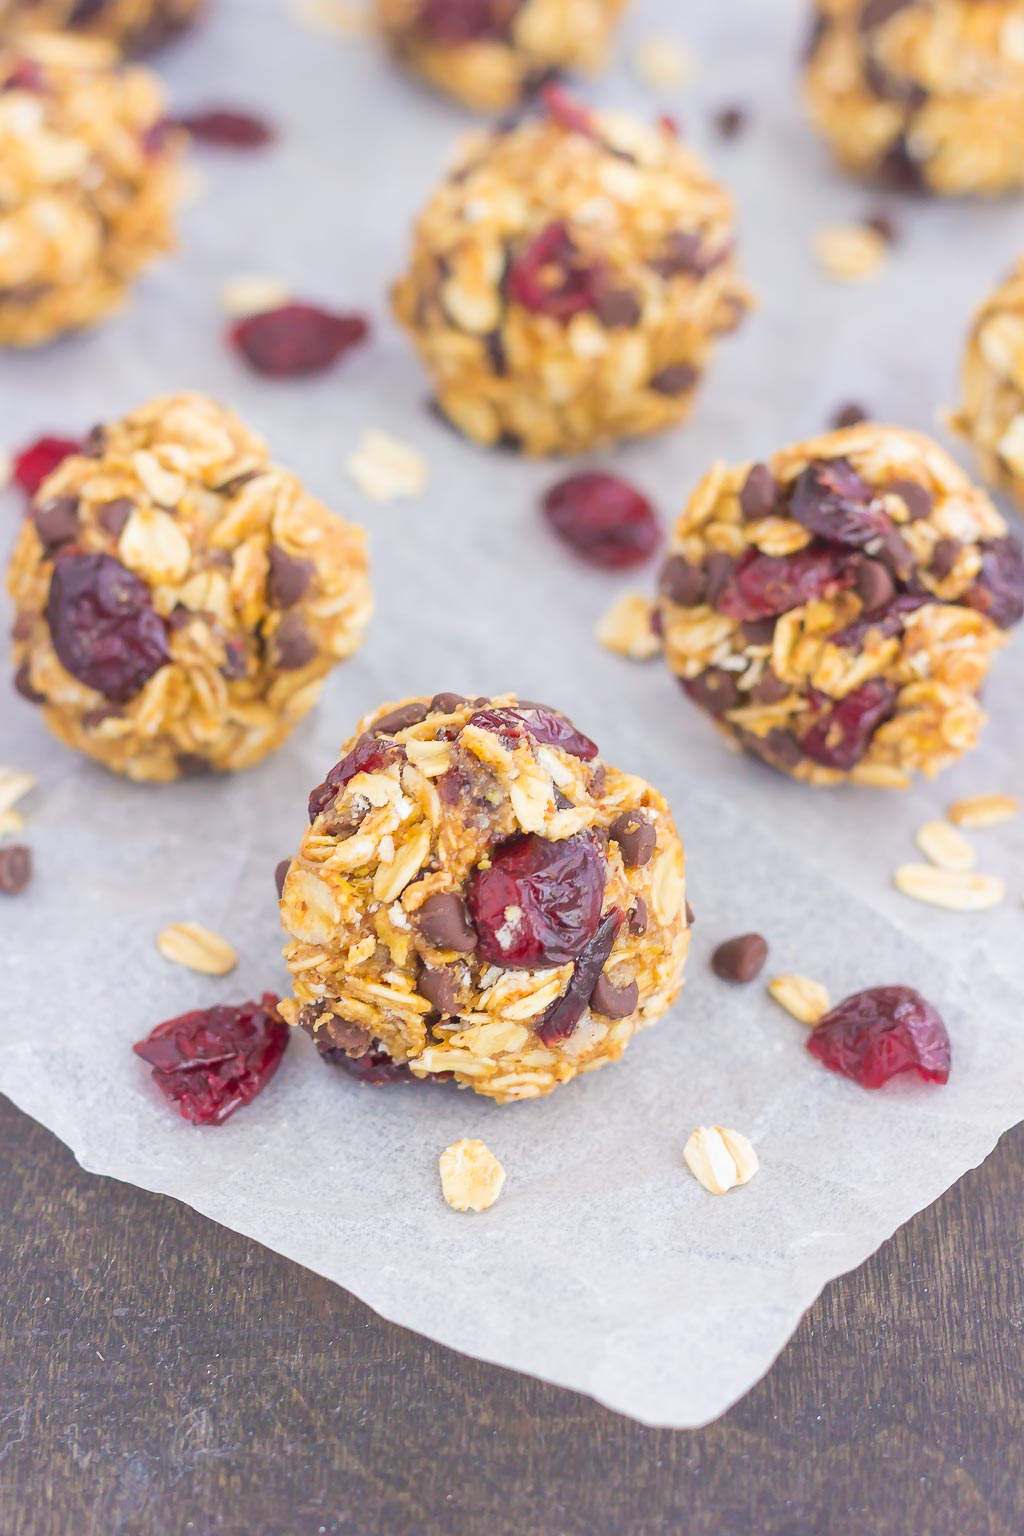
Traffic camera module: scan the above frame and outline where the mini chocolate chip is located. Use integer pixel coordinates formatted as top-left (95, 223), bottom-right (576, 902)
top-left (741, 617), bottom-right (777, 645)
top-left (0, 844), bottom-right (32, 895)
top-left (751, 668), bottom-right (790, 705)
top-left (82, 704), bottom-right (122, 728)
top-left (741, 727), bottom-right (804, 769)
top-left (880, 133), bottom-right (925, 189)
top-left (685, 901), bottom-right (696, 927)
top-left (217, 470), bottom-right (263, 496)
top-left (832, 402), bottom-right (868, 429)
top-left (372, 701), bottom-right (429, 734)
top-left (273, 613), bottom-right (317, 671)
top-left (628, 897), bottom-right (648, 936)
top-left (483, 329), bottom-right (507, 376)
top-left (650, 363), bottom-right (698, 397)
top-left (705, 552), bottom-right (736, 608)
top-left (429, 692), bottom-right (467, 713)
top-left (80, 425), bottom-right (106, 458)
top-left (14, 660), bottom-right (43, 704)
top-left (590, 973), bottom-right (639, 1020)
top-left (885, 478), bottom-right (932, 521)
top-left (877, 524), bottom-right (914, 581)
top-left (176, 753), bottom-right (211, 777)
top-left (854, 557), bottom-right (896, 612)
top-left (274, 858), bottom-right (291, 898)
top-left (321, 1016), bottom-right (374, 1057)
top-left (739, 463), bottom-right (778, 521)
top-left (660, 554), bottom-right (706, 607)
top-left (595, 289), bottom-right (642, 328)
top-left (33, 496), bottom-right (79, 550)
top-left (609, 810), bottom-right (657, 868)
top-left (97, 497), bottom-right (134, 538)
top-left (711, 932), bottom-right (768, 984)
top-left (12, 611), bottom-right (35, 641)
top-left (267, 545), bottom-right (314, 609)
top-left (713, 106), bottom-right (747, 140)
top-left (931, 537), bottom-right (962, 578)
top-left (221, 639), bottom-right (248, 681)
top-left (860, 0), bottom-right (913, 28)
top-left (416, 891), bottom-right (478, 952)
top-left (650, 231), bottom-right (705, 278)
top-left (589, 763), bottom-right (607, 798)
top-left (685, 666), bottom-right (741, 716)
top-left (418, 962), bottom-right (462, 1017)
top-left (865, 209), bottom-right (900, 245)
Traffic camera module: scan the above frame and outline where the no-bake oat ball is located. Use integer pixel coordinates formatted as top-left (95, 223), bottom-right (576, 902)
top-left (375, 0), bottom-right (627, 114)
top-left (278, 694), bottom-right (690, 1103)
top-left (8, 393), bottom-right (373, 781)
top-left (1, 0), bottom-right (204, 52)
top-left (392, 92), bottom-right (750, 456)
top-left (952, 258), bottom-right (1024, 511)
top-left (0, 31), bottom-right (180, 348)
top-left (658, 425), bottom-right (1024, 787)
top-left (804, 0), bottom-right (1024, 196)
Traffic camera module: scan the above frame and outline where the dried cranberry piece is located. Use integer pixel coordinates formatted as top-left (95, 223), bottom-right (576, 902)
top-left (3, 58), bottom-right (46, 93)
top-left (467, 705), bottom-right (598, 761)
top-left (229, 304), bottom-right (369, 377)
top-left (800, 678), bottom-right (897, 771)
top-left (830, 591), bottom-right (927, 650)
top-left (807, 985), bottom-right (950, 1089)
top-left (536, 908), bottom-right (623, 1045)
top-left (716, 547), bottom-right (855, 620)
top-left (317, 1042), bottom-right (414, 1084)
top-left (540, 83), bottom-right (596, 137)
top-left (418, 0), bottom-right (521, 41)
top-left (965, 536), bottom-right (1024, 630)
top-left (507, 222), bottom-right (602, 322)
top-left (543, 472), bottom-right (661, 570)
top-left (133, 993), bottom-right (289, 1125)
top-left (169, 108), bottom-right (275, 147)
top-left (12, 435), bottom-right (81, 500)
top-left (45, 552), bottom-right (170, 703)
top-left (468, 830), bottom-right (605, 969)
top-left (789, 459), bottom-right (892, 549)
top-left (308, 736), bottom-right (404, 822)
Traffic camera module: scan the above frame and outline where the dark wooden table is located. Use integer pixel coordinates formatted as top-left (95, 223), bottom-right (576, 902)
top-left (2, 1094), bottom-right (1021, 1536)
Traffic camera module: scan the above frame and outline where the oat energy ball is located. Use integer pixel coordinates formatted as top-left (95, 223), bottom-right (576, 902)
top-left (392, 93), bottom-right (750, 456)
top-left (279, 694), bottom-right (690, 1103)
top-left (375, 0), bottom-right (627, 114)
top-left (953, 258), bottom-right (1024, 511)
top-left (1, 0), bottom-right (204, 52)
top-left (805, 0), bottom-right (1024, 196)
top-left (0, 32), bottom-right (180, 348)
top-left (8, 393), bottom-right (373, 781)
top-left (658, 425), bottom-right (1024, 787)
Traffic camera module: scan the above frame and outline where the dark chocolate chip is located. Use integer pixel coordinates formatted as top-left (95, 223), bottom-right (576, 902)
top-left (595, 289), bottom-right (642, 328)
top-left (14, 661), bottom-right (43, 704)
top-left (685, 901), bottom-right (696, 927)
top-left (684, 666), bottom-right (741, 716)
top-left (609, 810), bottom-right (656, 868)
top-left (82, 704), bottom-right (122, 729)
top-left (885, 478), bottom-right (932, 521)
top-left (273, 613), bottom-right (317, 671)
top-left (220, 639), bottom-right (248, 681)
top-left (430, 692), bottom-right (467, 713)
top-left (832, 402), bottom-right (868, 429)
top-left (418, 962), bottom-right (462, 1017)
top-left (176, 753), bottom-right (211, 777)
top-left (628, 897), bottom-right (648, 936)
top-left (741, 727), bottom-right (804, 769)
top-left (705, 552), bottom-right (736, 608)
top-left (0, 844), bottom-right (32, 895)
top-left (97, 498), bottom-right (134, 538)
top-left (274, 858), bottom-right (291, 898)
top-left (416, 891), bottom-right (478, 953)
top-left (860, 0), bottom-right (913, 29)
top-left (853, 557), bottom-right (896, 613)
top-left (217, 470), bottom-right (263, 496)
top-left (751, 667), bottom-right (790, 705)
top-left (713, 106), bottom-right (747, 140)
top-left (741, 617), bottom-right (777, 645)
top-left (33, 496), bottom-right (79, 551)
top-left (660, 554), bottom-right (706, 607)
top-left (931, 537), bottom-right (962, 578)
top-left (589, 763), bottom-right (607, 799)
top-left (483, 329), bottom-right (507, 376)
top-left (711, 932), bottom-right (768, 984)
top-left (865, 209), bottom-right (900, 245)
top-left (372, 701), bottom-right (429, 734)
top-left (589, 973), bottom-right (639, 1019)
top-left (877, 524), bottom-right (914, 581)
top-left (739, 463), bottom-right (778, 521)
top-left (650, 231), bottom-right (705, 278)
top-left (80, 425), bottom-right (106, 458)
top-left (650, 363), bottom-right (698, 397)
top-left (267, 545), bottom-right (314, 609)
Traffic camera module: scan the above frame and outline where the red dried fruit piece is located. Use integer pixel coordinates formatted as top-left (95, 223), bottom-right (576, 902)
top-left (13, 435), bottom-right (81, 500)
top-left (134, 993), bottom-right (289, 1125)
top-left (317, 1041), bottom-right (414, 1084)
top-left (3, 57), bottom-right (46, 93)
top-left (308, 736), bottom-right (404, 822)
top-left (468, 830), bottom-right (605, 969)
top-left (541, 82), bottom-right (597, 137)
top-left (800, 678), bottom-right (897, 771)
top-left (536, 908), bottom-right (622, 1045)
top-left (789, 458), bottom-right (892, 549)
top-left (965, 536), bottom-right (1024, 630)
top-left (807, 985), bottom-right (950, 1089)
top-left (170, 108), bottom-right (275, 147)
top-left (543, 472), bottom-right (661, 570)
top-left (830, 591), bottom-right (927, 650)
top-left (507, 222), bottom-right (602, 321)
top-left (46, 552), bottom-right (170, 703)
top-left (229, 304), bottom-right (369, 378)
top-left (466, 705), bottom-right (598, 761)
top-left (418, 0), bottom-right (521, 41)
top-left (716, 547), bottom-right (855, 620)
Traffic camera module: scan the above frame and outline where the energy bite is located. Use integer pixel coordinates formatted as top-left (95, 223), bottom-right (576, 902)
top-left (279, 694), bottom-right (690, 1103)
top-left (658, 425), bottom-right (1024, 787)
top-left (8, 393), bottom-right (373, 781)
top-left (0, 31), bottom-right (180, 348)
top-left (805, 0), bottom-right (1024, 196)
top-left (392, 92), bottom-right (750, 456)
top-left (375, 0), bottom-right (627, 114)
top-left (952, 258), bottom-right (1024, 511)
top-left (1, 0), bottom-right (204, 52)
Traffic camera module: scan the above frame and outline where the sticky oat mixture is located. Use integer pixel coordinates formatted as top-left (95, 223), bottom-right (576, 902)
top-left (278, 694), bottom-right (690, 1103)
top-left (8, 393), bottom-right (373, 781)
top-left (0, 0), bottom-right (204, 51)
top-left (952, 257), bottom-right (1024, 512)
top-left (658, 424), bottom-right (1024, 787)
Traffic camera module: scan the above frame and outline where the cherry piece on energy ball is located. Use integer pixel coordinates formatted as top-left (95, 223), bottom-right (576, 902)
top-left (12, 435), bottom-right (81, 500)
top-left (169, 109), bottom-right (275, 148)
top-left (229, 304), bottom-right (369, 378)
top-left (540, 83), bottom-right (596, 138)
top-left (807, 985), bottom-right (951, 1089)
top-left (418, 0), bottom-right (519, 41)
top-left (536, 908), bottom-right (623, 1044)
top-left (468, 830), bottom-right (605, 969)
top-left (715, 546), bottom-right (855, 621)
top-left (308, 736), bottom-right (404, 822)
top-left (543, 472), bottom-right (661, 570)
top-left (133, 993), bottom-right (289, 1126)
top-left (467, 704), bottom-right (598, 761)
top-left (506, 221), bottom-right (602, 321)
top-left (317, 1042), bottom-right (414, 1084)
top-left (965, 536), bottom-right (1024, 630)
top-left (789, 459), bottom-right (892, 548)
top-left (800, 678), bottom-right (897, 771)
top-left (45, 552), bottom-right (170, 704)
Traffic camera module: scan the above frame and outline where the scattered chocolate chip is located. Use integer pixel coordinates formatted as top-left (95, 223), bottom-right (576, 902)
top-left (608, 810), bottom-right (656, 868)
top-left (660, 553), bottom-right (706, 607)
top-left (713, 106), bottom-right (747, 140)
top-left (96, 498), bottom-right (134, 539)
top-left (711, 932), bottom-right (768, 984)
top-left (0, 844), bottom-right (32, 895)
top-left (590, 973), bottom-right (639, 1019)
top-left (372, 701), bottom-right (429, 734)
top-left (739, 463), bottom-right (778, 521)
top-left (704, 552), bottom-right (736, 608)
top-left (865, 209), bottom-right (900, 245)
top-left (628, 897), bottom-right (649, 936)
top-left (267, 545), bottom-right (314, 609)
top-left (649, 363), bottom-right (698, 397)
top-left (832, 402), bottom-right (868, 429)
top-left (274, 858), bottom-right (291, 898)
top-left (33, 496), bottom-right (79, 551)
top-left (884, 478), bottom-right (932, 521)
top-left (14, 661), bottom-right (43, 704)
top-left (595, 289), bottom-right (642, 328)
top-left (685, 901), bottom-right (696, 927)
top-left (273, 613), bottom-right (317, 670)
top-left (751, 668), bottom-right (790, 705)
top-left (418, 962), bottom-right (462, 1017)
top-left (931, 537), bottom-right (962, 579)
top-left (416, 891), bottom-right (478, 953)
top-left (429, 692), bottom-right (467, 713)
top-left (853, 557), bottom-right (896, 612)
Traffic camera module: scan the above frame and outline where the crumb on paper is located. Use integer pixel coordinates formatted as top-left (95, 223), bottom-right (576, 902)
top-left (814, 223), bottom-right (887, 283)
top-left (221, 275), bottom-right (293, 317)
top-left (914, 820), bottom-right (975, 873)
top-left (346, 429), bottom-right (428, 503)
top-left (684, 1126), bottom-right (758, 1195)
top-left (632, 35), bottom-right (695, 92)
top-left (439, 1139), bottom-right (505, 1212)
top-left (893, 864), bottom-right (1005, 911)
top-left (947, 793), bottom-right (1018, 829)
top-left (596, 592), bottom-right (662, 660)
top-left (289, 0), bottom-right (373, 36)
top-left (768, 973), bottom-right (830, 1026)
top-left (157, 922), bottom-right (239, 976)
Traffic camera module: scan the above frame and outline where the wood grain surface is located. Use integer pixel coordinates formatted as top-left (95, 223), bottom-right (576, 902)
top-left (1, 1094), bottom-right (1021, 1536)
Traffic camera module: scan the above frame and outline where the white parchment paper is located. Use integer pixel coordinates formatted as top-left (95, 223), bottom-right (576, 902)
top-left (1, 0), bottom-right (1023, 1428)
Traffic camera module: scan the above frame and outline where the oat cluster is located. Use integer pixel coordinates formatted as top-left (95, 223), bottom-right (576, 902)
top-left (8, 392), bottom-right (373, 781)
top-left (392, 99), bottom-right (750, 456)
top-left (278, 693), bottom-right (690, 1103)
top-left (952, 258), bottom-right (1024, 512)
top-left (1, 0), bottom-right (204, 51)
top-left (805, 0), bottom-right (1024, 196)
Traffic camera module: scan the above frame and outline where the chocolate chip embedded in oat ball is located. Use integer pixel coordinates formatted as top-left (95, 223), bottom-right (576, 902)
top-left (685, 901), bottom-right (696, 926)
top-left (683, 667), bottom-right (741, 716)
top-left (832, 403), bottom-right (868, 430)
top-left (595, 289), bottom-right (642, 329)
top-left (372, 701), bottom-right (429, 734)
top-left (267, 545), bottom-right (314, 610)
top-left (14, 661), bottom-right (43, 705)
top-left (750, 667), bottom-right (791, 705)
top-left (430, 692), bottom-right (467, 713)
top-left (590, 973), bottom-right (639, 1019)
top-left (853, 557), bottom-right (896, 613)
top-left (885, 479), bottom-right (932, 522)
top-left (711, 932), bottom-right (768, 984)
top-left (275, 858), bottom-right (291, 898)
top-left (739, 463), bottom-right (778, 521)
top-left (416, 891), bottom-right (478, 953)
top-left (628, 896), bottom-right (649, 935)
top-left (418, 962), bottom-right (463, 1017)
top-left (609, 810), bottom-right (656, 868)
top-left (97, 498), bottom-right (134, 539)
top-left (931, 537), bottom-right (962, 579)
top-left (273, 613), bottom-right (317, 671)
top-left (33, 497), bottom-right (79, 551)
top-left (0, 844), bottom-right (32, 895)
top-left (660, 554), bottom-right (706, 607)
top-left (705, 552), bottom-right (736, 608)
top-left (650, 363), bottom-right (699, 397)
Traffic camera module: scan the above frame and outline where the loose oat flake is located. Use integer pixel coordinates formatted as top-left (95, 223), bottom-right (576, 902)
top-left (768, 974), bottom-right (831, 1026)
top-left (596, 593), bottom-right (662, 660)
top-left (947, 793), bottom-right (1019, 829)
top-left (915, 820), bottom-right (975, 873)
top-left (0, 768), bottom-right (36, 818)
top-left (814, 224), bottom-right (887, 283)
top-left (346, 430), bottom-right (428, 503)
top-left (632, 36), bottom-right (695, 92)
top-left (684, 1126), bottom-right (758, 1196)
top-left (893, 865), bottom-right (1005, 912)
top-left (157, 922), bottom-right (238, 976)
top-left (439, 1139), bottom-right (506, 1213)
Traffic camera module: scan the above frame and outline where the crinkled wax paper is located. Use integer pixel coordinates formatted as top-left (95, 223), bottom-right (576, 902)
top-left (1, 0), bottom-right (1022, 1427)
